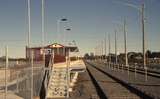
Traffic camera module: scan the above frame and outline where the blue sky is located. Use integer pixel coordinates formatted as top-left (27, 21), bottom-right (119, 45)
top-left (0, 0), bottom-right (160, 58)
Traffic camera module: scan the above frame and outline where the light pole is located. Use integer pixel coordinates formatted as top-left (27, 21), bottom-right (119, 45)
top-left (27, 0), bottom-right (33, 99)
top-left (104, 33), bottom-right (107, 62)
top-left (112, 20), bottom-right (128, 72)
top-left (120, 2), bottom-right (147, 81)
top-left (65, 28), bottom-right (71, 44)
top-left (123, 19), bottom-right (129, 75)
top-left (56, 18), bottom-right (68, 55)
top-left (63, 28), bottom-right (71, 56)
top-left (96, 44), bottom-right (99, 60)
top-left (141, 4), bottom-right (147, 81)
top-left (141, 4), bottom-right (146, 68)
top-left (41, 0), bottom-right (46, 71)
top-left (101, 40), bottom-right (103, 61)
top-left (108, 33), bottom-right (111, 68)
top-left (115, 30), bottom-right (117, 65)
top-left (42, 0), bottom-right (44, 46)
top-left (27, 0), bottom-right (31, 48)
top-left (95, 45), bottom-right (99, 61)
top-left (27, 0), bottom-right (31, 65)
top-left (94, 47), bottom-right (97, 61)
top-left (57, 18), bottom-right (68, 43)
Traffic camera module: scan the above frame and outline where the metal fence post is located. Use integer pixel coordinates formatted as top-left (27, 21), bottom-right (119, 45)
top-left (31, 50), bottom-right (33, 99)
top-left (117, 64), bottom-right (119, 71)
top-left (113, 63), bottom-right (114, 70)
top-left (145, 67), bottom-right (148, 82)
top-left (134, 63), bottom-right (137, 79)
top-left (112, 63), bottom-right (114, 70)
top-left (128, 65), bottom-right (129, 76)
top-left (5, 46), bottom-right (8, 99)
top-left (122, 64), bottom-right (124, 72)
top-left (68, 56), bottom-right (71, 98)
top-left (16, 72), bottom-right (19, 93)
top-left (66, 56), bottom-right (69, 98)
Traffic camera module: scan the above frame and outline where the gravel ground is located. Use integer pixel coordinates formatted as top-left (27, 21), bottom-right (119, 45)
top-left (86, 63), bottom-right (140, 99)
top-left (69, 71), bottom-right (99, 99)
top-left (89, 60), bottom-right (160, 99)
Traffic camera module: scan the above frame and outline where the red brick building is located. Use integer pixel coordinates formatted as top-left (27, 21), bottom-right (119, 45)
top-left (26, 43), bottom-right (78, 63)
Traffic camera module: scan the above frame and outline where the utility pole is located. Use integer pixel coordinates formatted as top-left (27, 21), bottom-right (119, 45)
top-left (105, 33), bottom-right (107, 61)
top-left (124, 19), bottom-right (129, 74)
top-left (27, 0), bottom-right (31, 65)
top-left (27, 1), bottom-right (33, 99)
top-left (28, 0), bottom-right (31, 48)
top-left (115, 30), bottom-right (117, 64)
top-left (141, 3), bottom-right (147, 81)
top-left (42, 0), bottom-right (44, 46)
top-left (108, 33), bottom-right (111, 68)
top-left (142, 4), bottom-right (145, 68)
top-left (57, 20), bottom-right (60, 43)
top-left (41, 0), bottom-right (46, 69)
top-left (119, 1), bottom-right (147, 79)
top-left (95, 46), bottom-right (97, 59)
top-left (101, 40), bottom-right (103, 60)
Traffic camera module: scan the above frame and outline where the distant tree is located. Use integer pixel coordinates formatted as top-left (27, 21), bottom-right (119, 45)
top-left (90, 52), bottom-right (95, 60)
top-left (90, 52), bottom-right (94, 57)
top-left (146, 50), bottom-right (152, 58)
top-left (127, 52), bottom-right (143, 64)
top-left (84, 53), bottom-right (90, 59)
top-left (118, 53), bottom-right (125, 64)
top-left (152, 52), bottom-right (160, 58)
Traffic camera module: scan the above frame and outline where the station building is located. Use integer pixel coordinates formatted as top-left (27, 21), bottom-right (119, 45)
top-left (26, 43), bottom-right (78, 63)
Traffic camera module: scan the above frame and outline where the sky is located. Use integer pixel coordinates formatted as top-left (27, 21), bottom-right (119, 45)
top-left (0, 0), bottom-right (160, 58)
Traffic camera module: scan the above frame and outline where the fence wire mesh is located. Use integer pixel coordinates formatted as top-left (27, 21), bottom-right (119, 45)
top-left (0, 46), bottom-right (45, 99)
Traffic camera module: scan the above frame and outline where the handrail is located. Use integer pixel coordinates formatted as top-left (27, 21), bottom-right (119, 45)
top-left (39, 53), bottom-right (54, 99)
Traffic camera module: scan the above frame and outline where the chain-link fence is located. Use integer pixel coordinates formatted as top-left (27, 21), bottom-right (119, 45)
top-left (0, 46), bottom-right (45, 99)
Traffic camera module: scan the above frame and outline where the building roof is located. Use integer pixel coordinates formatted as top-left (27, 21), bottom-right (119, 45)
top-left (27, 43), bottom-right (79, 52)
top-left (47, 43), bottom-right (64, 48)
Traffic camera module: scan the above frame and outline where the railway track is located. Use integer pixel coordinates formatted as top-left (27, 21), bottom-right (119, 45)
top-left (87, 67), bottom-right (107, 99)
top-left (85, 61), bottom-right (153, 99)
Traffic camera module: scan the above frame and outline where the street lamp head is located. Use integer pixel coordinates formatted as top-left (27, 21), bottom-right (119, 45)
top-left (66, 28), bottom-right (71, 31)
top-left (61, 18), bottom-right (68, 21)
